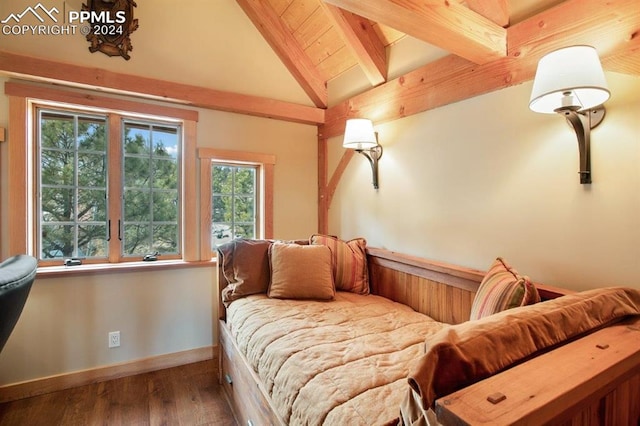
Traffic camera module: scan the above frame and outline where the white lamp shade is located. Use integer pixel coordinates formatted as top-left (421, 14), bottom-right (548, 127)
top-left (343, 119), bottom-right (378, 149)
top-left (529, 45), bottom-right (610, 113)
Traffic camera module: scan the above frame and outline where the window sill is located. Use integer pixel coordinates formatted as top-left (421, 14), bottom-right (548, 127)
top-left (36, 259), bottom-right (217, 278)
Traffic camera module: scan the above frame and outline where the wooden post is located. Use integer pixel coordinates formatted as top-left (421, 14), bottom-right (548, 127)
top-left (318, 129), bottom-right (329, 234)
top-left (317, 124), bottom-right (357, 235)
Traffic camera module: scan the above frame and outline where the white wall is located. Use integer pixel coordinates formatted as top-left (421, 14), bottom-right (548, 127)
top-left (329, 72), bottom-right (640, 291)
top-left (0, 267), bottom-right (214, 385)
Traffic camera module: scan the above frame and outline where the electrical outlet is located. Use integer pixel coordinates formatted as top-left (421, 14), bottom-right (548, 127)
top-left (108, 331), bottom-right (120, 348)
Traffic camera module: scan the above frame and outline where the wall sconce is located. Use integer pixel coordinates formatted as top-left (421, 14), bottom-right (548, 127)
top-left (343, 118), bottom-right (383, 189)
top-left (529, 45), bottom-right (610, 184)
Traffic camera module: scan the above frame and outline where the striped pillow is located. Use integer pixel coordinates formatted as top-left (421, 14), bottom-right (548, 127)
top-left (310, 235), bottom-right (369, 295)
top-left (470, 257), bottom-right (540, 320)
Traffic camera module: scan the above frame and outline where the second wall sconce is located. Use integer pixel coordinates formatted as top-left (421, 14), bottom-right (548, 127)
top-left (529, 45), bottom-right (610, 184)
top-left (343, 118), bottom-right (383, 189)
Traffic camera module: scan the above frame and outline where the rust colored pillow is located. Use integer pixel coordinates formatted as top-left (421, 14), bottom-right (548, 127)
top-left (310, 234), bottom-right (369, 294)
top-left (268, 243), bottom-right (335, 300)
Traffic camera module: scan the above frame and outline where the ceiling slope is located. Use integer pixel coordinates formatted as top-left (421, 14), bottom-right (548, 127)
top-left (236, 0), bottom-right (329, 108)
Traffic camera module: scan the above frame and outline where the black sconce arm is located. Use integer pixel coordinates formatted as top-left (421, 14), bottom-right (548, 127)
top-left (356, 145), bottom-right (383, 189)
top-left (556, 106), bottom-right (605, 185)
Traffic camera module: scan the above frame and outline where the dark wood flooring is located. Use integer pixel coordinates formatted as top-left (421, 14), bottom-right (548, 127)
top-left (0, 360), bottom-right (237, 426)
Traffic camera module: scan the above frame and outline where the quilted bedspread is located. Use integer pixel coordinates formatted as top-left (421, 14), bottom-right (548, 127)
top-left (226, 291), bottom-right (446, 425)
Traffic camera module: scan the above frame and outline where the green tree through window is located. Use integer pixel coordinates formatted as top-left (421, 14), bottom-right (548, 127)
top-left (212, 164), bottom-right (256, 247)
top-left (123, 121), bottom-right (180, 256)
top-left (39, 111), bottom-right (108, 259)
top-left (38, 109), bottom-right (181, 261)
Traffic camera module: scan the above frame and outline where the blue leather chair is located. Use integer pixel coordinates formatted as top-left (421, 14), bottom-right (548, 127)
top-left (0, 255), bottom-right (37, 353)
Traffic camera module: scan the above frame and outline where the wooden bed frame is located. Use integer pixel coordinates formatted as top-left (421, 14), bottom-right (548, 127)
top-left (217, 246), bottom-right (640, 425)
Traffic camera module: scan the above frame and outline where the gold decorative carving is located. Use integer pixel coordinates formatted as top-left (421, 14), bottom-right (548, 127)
top-left (82, 0), bottom-right (138, 60)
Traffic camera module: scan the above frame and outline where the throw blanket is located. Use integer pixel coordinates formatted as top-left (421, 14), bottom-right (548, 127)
top-left (226, 292), bottom-right (446, 425)
top-left (402, 286), bottom-right (640, 425)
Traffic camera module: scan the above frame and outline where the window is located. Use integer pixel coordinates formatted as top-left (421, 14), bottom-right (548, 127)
top-left (38, 110), bottom-right (109, 260)
top-left (6, 82), bottom-right (199, 267)
top-left (37, 110), bottom-right (182, 264)
top-left (198, 149), bottom-right (275, 257)
top-left (122, 120), bottom-right (180, 256)
top-left (211, 163), bottom-right (257, 247)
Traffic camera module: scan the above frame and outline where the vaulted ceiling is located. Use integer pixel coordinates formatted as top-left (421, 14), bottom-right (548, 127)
top-left (0, 0), bottom-right (636, 131)
top-left (237, 0), bottom-right (640, 109)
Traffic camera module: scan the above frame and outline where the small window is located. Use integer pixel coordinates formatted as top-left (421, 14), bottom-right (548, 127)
top-left (211, 163), bottom-right (257, 247)
top-left (197, 148), bottom-right (275, 258)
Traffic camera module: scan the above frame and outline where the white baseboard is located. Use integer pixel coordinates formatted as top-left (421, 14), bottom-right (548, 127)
top-left (0, 345), bottom-right (216, 403)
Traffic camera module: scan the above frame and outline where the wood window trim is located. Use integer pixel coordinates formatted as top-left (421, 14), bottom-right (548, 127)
top-left (197, 148), bottom-right (275, 258)
top-left (4, 81), bottom-right (201, 264)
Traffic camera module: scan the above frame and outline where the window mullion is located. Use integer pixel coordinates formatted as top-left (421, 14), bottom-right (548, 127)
top-left (199, 159), bottom-right (212, 259)
top-left (108, 114), bottom-right (122, 263)
top-left (148, 125), bottom-right (154, 250)
top-left (73, 115), bottom-right (80, 257)
top-left (231, 168), bottom-right (236, 239)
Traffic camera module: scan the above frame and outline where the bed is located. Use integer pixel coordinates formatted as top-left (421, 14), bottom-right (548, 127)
top-left (216, 237), bottom-right (640, 426)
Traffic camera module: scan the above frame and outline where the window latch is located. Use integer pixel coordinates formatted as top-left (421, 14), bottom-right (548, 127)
top-left (143, 252), bottom-right (160, 262)
top-left (64, 258), bottom-right (83, 267)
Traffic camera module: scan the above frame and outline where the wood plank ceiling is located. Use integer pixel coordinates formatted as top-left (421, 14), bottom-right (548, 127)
top-left (237, 0), bottom-right (407, 108)
top-left (237, 0), bottom-right (640, 110)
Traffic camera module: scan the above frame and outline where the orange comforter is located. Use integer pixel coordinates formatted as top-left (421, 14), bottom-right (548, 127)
top-left (226, 291), bottom-right (446, 425)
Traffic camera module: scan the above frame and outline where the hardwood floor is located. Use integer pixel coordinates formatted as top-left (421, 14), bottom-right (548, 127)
top-left (0, 360), bottom-right (237, 425)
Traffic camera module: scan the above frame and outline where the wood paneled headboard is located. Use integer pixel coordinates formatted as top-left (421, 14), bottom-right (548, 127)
top-left (365, 247), bottom-right (570, 324)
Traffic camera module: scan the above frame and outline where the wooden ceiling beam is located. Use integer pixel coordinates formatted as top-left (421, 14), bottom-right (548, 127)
top-left (0, 51), bottom-right (325, 125)
top-left (602, 46), bottom-right (640, 76)
top-left (322, 4), bottom-right (387, 86)
top-left (236, 0), bottom-right (328, 108)
top-left (465, 0), bottom-right (509, 27)
top-left (509, 0), bottom-right (640, 78)
top-left (507, 0), bottom-right (640, 62)
top-left (321, 0), bottom-right (640, 139)
top-left (322, 0), bottom-right (507, 64)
